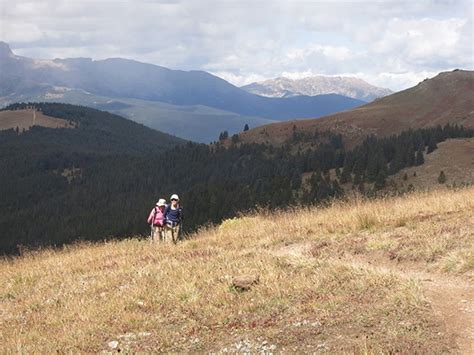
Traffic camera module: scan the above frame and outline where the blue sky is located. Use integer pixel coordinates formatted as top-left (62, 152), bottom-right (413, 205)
top-left (0, 0), bottom-right (472, 90)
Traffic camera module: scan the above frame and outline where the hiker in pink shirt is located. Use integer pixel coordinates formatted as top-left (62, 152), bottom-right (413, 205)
top-left (147, 198), bottom-right (166, 242)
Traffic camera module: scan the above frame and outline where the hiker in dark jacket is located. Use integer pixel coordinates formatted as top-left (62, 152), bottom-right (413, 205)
top-left (164, 194), bottom-right (183, 243)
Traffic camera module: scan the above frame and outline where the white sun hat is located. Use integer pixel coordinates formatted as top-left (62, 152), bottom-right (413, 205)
top-left (170, 194), bottom-right (179, 201)
top-left (156, 198), bottom-right (167, 206)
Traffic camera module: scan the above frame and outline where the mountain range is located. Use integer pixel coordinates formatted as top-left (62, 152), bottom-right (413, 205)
top-left (241, 76), bottom-right (393, 101)
top-left (238, 70), bottom-right (474, 148)
top-left (0, 42), bottom-right (364, 142)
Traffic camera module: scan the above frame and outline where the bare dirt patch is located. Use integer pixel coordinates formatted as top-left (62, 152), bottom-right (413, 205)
top-left (273, 242), bottom-right (474, 354)
top-left (272, 242), bottom-right (313, 258)
top-left (346, 255), bottom-right (474, 355)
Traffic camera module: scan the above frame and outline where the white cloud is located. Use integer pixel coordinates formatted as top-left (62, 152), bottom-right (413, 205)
top-left (0, 21), bottom-right (43, 43)
top-left (0, 0), bottom-right (472, 91)
top-left (351, 70), bottom-right (443, 91)
top-left (211, 72), bottom-right (267, 87)
top-left (372, 18), bottom-right (467, 60)
top-left (286, 45), bottom-right (352, 62)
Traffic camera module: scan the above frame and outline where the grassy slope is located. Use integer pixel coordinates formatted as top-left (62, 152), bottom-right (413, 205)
top-left (1, 187), bottom-right (473, 352)
top-left (389, 138), bottom-right (474, 191)
top-left (0, 109), bottom-right (75, 131)
top-left (314, 138), bottom-right (474, 195)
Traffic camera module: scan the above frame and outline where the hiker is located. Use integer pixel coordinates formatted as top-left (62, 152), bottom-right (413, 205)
top-left (147, 198), bottom-right (167, 242)
top-left (164, 194), bottom-right (183, 243)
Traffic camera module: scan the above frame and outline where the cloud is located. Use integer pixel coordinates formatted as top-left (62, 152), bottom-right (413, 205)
top-left (0, 0), bottom-right (472, 90)
top-left (371, 18), bottom-right (469, 64)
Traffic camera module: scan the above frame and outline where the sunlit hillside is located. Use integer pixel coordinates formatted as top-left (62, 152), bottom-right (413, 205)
top-left (388, 138), bottom-right (474, 191)
top-left (238, 70), bottom-right (474, 148)
top-left (1, 187), bottom-right (473, 353)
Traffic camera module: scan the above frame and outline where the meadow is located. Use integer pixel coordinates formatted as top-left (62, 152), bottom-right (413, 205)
top-left (1, 187), bottom-right (472, 353)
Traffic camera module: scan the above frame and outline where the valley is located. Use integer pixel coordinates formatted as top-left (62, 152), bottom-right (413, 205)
top-left (0, 41), bottom-right (364, 143)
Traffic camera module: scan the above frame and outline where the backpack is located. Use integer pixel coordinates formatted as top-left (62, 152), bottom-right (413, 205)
top-left (165, 205), bottom-right (183, 223)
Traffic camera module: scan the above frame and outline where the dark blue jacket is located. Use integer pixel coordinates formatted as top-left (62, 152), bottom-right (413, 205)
top-left (164, 205), bottom-right (183, 224)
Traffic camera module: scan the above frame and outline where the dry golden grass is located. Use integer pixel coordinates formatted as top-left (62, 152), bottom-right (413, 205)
top-left (1, 187), bottom-right (473, 353)
top-left (0, 109), bottom-right (74, 132)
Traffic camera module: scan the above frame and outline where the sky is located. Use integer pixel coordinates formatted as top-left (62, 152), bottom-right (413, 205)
top-left (0, 0), bottom-right (472, 91)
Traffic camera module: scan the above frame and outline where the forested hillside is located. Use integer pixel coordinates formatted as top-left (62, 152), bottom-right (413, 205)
top-left (1, 103), bottom-right (184, 153)
top-left (1, 102), bottom-right (472, 254)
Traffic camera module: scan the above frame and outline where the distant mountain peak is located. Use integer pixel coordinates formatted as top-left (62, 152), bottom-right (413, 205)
top-left (242, 75), bottom-right (393, 102)
top-left (0, 41), bottom-right (14, 58)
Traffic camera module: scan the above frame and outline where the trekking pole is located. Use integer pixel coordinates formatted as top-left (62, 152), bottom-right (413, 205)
top-left (179, 221), bottom-right (184, 241)
top-left (150, 206), bottom-right (157, 243)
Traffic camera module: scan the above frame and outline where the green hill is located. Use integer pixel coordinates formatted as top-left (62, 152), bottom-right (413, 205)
top-left (1, 102), bottom-right (184, 154)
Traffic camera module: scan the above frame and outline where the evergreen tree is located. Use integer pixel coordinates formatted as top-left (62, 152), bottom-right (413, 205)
top-left (366, 153), bottom-right (379, 182)
top-left (353, 173), bottom-right (362, 185)
top-left (427, 137), bottom-right (438, 153)
top-left (340, 164), bottom-right (352, 184)
top-left (218, 131), bottom-right (229, 141)
top-left (353, 158), bottom-right (365, 178)
top-left (291, 171), bottom-right (302, 190)
top-left (415, 148), bottom-right (424, 165)
top-left (406, 143), bottom-right (415, 166)
top-left (438, 170), bottom-right (447, 184)
top-left (231, 134), bottom-right (239, 144)
top-left (332, 179), bottom-right (343, 197)
top-left (316, 179), bottom-right (331, 200)
top-left (243, 124), bottom-right (249, 132)
top-left (374, 170), bottom-right (387, 190)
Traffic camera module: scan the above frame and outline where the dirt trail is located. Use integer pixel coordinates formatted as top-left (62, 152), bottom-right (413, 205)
top-left (272, 243), bottom-right (474, 354)
top-left (346, 256), bottom-right (473, 354)
top-left (422, 276), bottom-right (473, 354)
